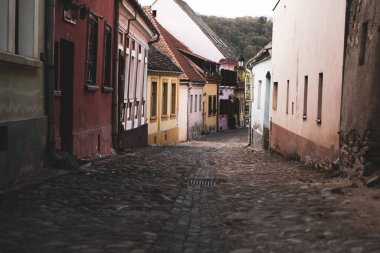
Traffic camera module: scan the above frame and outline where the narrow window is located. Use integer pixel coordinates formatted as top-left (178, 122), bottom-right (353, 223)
top-left (86, 13), bottom-right (98, 85)
top-left (54, 41), bottom-right (59, 90)
top-left (118, 31), bottom-right (123, 45)
top-left (151, 81), bottom-right (157, 117)
top-left (199, 95), bottom-right (202, 112)
top-left (317, 73), bottom-right (323, 124)
top-left (162, 82), bottom-right (168, 116)
top-left (171, 82), bottom-right (176, 115)
top-left (272, 82), bottom-right (278, 110)
top-left (208, 96), bottom-right (212, 116)
top-left (213, 95), bottom-right (217, 114)
top-left (303, 76), bottom-right (308, 120)
top-left (195, 95), bottom-right (198, 112)
top-left (134, 101), bottom-right (139, 119)
top-left (257, 80), bottom-right (262, 109)
top-left (286, 80), bottom-right (289, 114)
top-left (359, 21), bottom-right (369, 65)
top-left (292, 102), bottom-right (294, 115)
top-left (190, 95), bottom-right (193, 113)
top-left (103, 24), bottom-right (112, 86)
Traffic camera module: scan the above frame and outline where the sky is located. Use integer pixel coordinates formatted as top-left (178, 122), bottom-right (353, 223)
top-left (137, 0), bottom-right (278, 18)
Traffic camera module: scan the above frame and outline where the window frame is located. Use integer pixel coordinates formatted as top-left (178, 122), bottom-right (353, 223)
top-left (102, 23), bottom-right (112, 89)
top-left (85, 12), bottom-right (99, 87)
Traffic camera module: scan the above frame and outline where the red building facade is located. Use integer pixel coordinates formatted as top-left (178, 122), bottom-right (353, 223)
top-left (54, 0), bottom-right (115, 158)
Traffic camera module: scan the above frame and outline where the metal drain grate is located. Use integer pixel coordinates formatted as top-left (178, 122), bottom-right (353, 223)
top-left (188, 179), bottom-right (216, 186)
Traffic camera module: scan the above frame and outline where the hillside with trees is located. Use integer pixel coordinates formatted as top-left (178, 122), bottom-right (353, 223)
top-left (201, 15), bottom-right (272, 60)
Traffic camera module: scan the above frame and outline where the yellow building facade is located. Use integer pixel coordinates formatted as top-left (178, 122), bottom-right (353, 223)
top-left (202, 82), bottom-right (218, 133)
top-left (147, 73), bottom-right (180, 145)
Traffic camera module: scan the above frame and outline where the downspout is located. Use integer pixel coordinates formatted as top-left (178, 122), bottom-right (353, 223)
top-left (112, 0), bottom-right (120, 149)
top-left (45, 0), bottom-right (55, 161)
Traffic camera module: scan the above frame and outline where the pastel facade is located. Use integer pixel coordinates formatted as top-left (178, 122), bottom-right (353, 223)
top-left (247, 43), bottom-right (272, 149)
top-left (147, 46), bottom-right (182, 145)
top-left (271, 0), bottom-right (346, 160)
top-left (203, 82), bottom-right (218, 133)
top-left (117, 0), bottom-right (158, 148)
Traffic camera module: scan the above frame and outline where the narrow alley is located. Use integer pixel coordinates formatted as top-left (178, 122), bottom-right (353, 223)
top-left (0, 128), bottom-right (380, 253)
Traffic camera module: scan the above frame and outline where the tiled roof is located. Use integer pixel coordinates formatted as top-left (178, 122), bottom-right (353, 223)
top-left (148, 45), bottom-right (182, 74)
top-left (173, 0), bottom-right (236, 59)
top-left (246, 42), bottom-right (272, 68)
top-left (144, 7), bottom-right (208, 84)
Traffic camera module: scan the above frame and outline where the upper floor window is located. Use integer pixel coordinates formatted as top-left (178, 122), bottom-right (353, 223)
top-left (86, 13), bottom-right (98, 85)
top-left (0, 0), bottom-right (38, 58)
top-left (103, 24), bottom-right (112, 87)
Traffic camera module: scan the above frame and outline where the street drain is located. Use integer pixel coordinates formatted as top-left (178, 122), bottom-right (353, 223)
top-left (188, 179), bottom-right (216, 186)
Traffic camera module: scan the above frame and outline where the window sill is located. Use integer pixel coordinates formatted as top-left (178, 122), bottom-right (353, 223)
top-left (170, 113), bottom-right (176, 118)
top-left (85, 84), bottom-right (99, 92)
top-left (102, 85), bottom-right (113, 93)
top-left (0, 51), bottom-right (43, 69)
top-left (302, 115), bottom-right (307, 121)
top-left (150, 117), bottom-right (157, 122)
top-left (161, 115), bottom-right (169, 120)
top-left (54, 90), bottom-right (62, 97)
top-left (316, 118), bottom-right (322, 125)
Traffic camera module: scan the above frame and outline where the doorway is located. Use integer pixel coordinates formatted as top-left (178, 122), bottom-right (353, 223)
top-left (60, 39), bottom-right (74, 153)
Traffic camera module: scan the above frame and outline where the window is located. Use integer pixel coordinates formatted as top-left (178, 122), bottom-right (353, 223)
top-left (200, 95), bottom-right (202, 112)
top-left (162, 82), bottom-right (168, 116)
top-left (286, 80), bottom-right (289, 114)
top-left (303, 76), bottom-right (308, 120)
top-left (86, 13), bottom-right (98, 85)
top-left (272, 82), bottom-right (278, 110)
top-left (317, 73), bottom-right (323, 124)
top-left (190, 95), bottom-right (193, 113)
top-left (171, 82), bottom-right (176, 115)
top-left (0, 0), bottom-right (38, 58)
top-left (195, 95), bottom-right (198, 112)
top-left (151, 81), bottom-right (157, 117)
top-left (359, 21), bottom-right (369, 65)
top-left (208, 96), bottom-right (212, 116)
top-left (212, 95), bottom-right (217, 115)
top-left (257, 80), bottom-right (262, 109)
top-left (103, 24), bottom-right (112, 86)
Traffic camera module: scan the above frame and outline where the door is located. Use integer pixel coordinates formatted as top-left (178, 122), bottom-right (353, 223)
top-left (60, 39), bottom-right (74, 153)
top-left (263, 71), bottom-right (271, 149)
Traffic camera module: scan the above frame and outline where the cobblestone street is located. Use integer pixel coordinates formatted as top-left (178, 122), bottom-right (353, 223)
top-left (0, 128), bottom-right (380, 253)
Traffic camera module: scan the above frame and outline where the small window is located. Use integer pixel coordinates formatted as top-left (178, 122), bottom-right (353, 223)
top-left (190, 95), bottom-right (193, 113)
top-left (286, 80), bottom-right (289, 114)
top-left (359, 21), bottom-right (369, 65)
top-left (151, 81), bottom-right (157, 117)
top-left (103, 24), bottom-right (112, 86)
top-left (162, 82), bottom-right (168, 116)
top-left (171, 83), bottom-right (176, 115)
top-left (199, 95), bottom-right (202, 112)
top-left (195, 95), bottom-right (198, 112)
top-left (208, 96), bottom-right (212, 116)
top-left (272, 82), bottom-right (278, 110)
top-left (317, 73), bottom-right (323, 124)
top-left (212, 95), bottom-right (217, 114)
top-left (125, 35), bottom-right (130, 49)
top-left (86, 13), bottom-right (98, 85)
top-left (257, 80), bottom-right (262, 109)
top-left (132, 40), bottom-right (136, 51)
top-left (303, 76), bottom-right (308, 120)
top-left (118, 31), bottom-right (123, 45)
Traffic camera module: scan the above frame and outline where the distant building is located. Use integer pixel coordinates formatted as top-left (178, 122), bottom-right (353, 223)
top-left (0, 0), bottom-right (47, 182)
top-left (247, 43), bottom-right (272, 149)
top-left (147, 45), bottom-right (182, 145)
top-left (271, 0), bottom-right (346, 161)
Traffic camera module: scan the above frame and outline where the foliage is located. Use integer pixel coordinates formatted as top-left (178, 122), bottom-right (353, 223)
top-left (201, 15), bottom-right (272, 60)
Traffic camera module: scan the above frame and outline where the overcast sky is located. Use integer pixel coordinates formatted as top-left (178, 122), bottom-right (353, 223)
top-left (137, 0), bottom-right (278, 18)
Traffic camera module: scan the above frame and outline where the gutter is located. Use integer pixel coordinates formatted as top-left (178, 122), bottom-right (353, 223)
top-left (45, 0), bottom-right (55, 161)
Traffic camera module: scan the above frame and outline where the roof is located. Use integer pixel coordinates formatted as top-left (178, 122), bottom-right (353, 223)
top-left (246, 42), bottom-right (272, 69)
top-left (148, 45), bottom-right (182, 74)
top-left (173, 0), bottom-right (237, 59)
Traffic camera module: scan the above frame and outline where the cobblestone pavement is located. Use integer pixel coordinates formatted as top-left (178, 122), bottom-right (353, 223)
top-left (0, 128), bottom-right (380, 253)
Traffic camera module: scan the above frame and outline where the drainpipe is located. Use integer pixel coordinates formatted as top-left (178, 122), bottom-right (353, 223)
top-left (112, 0), bottom-right (120, 149)
top-left (45, 0), bottom-right (55, 161)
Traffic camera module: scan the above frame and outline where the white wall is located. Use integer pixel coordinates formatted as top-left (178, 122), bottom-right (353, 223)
top-left (178, 84), bottom-right (188, 141)
top-left (251, 58), bottom-right (271, 135)
top-left (272, 0), bottom-right (346, 157)
top-left (152, 0), bottom-right (224, 62)
top-left (188, 85), bottom-right (203, 139)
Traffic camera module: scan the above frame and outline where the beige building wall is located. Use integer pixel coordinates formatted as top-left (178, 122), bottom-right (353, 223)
top-left (203, 82), bottom-right (218, 132)
top-left (147, 73), bottom-right (180, 145)
top-left (271, 0), bottom-right (346, 160)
